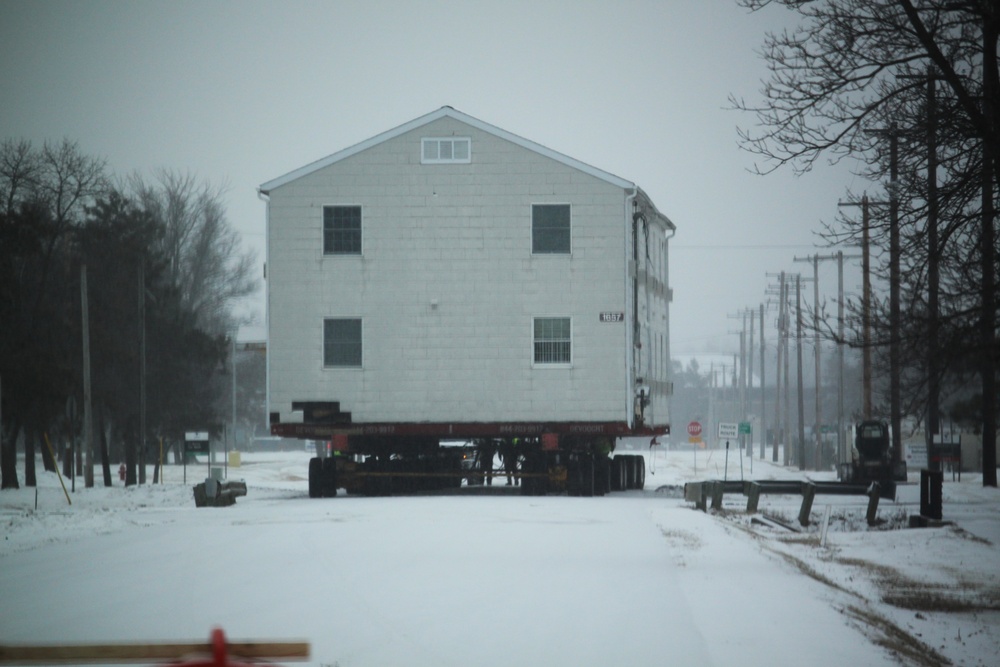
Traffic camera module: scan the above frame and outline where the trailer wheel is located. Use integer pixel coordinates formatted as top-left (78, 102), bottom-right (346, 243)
top-left (609, 456), bottom-right (620, 491)
top-left (321, 457), bottom-right (338, 497)
top-left (594, 456), bottom-right (609, 496)
top-left (566, 457), bottom-right (581, 496)
top-left (581, 454), bottom-right (595, 497)
top-left (624, 455), bottom-right (636, 489)
top-left (520, 452), bottom-right (544, 496)
top-left (636, 455), bottom-right (646, 490)
top-left (308, 457), bottom-right (322, 498)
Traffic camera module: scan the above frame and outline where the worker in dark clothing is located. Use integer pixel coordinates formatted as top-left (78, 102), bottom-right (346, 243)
top-left (478, 438), bottom-right (497, 486)
top-left (500, 438), bottom-right (519, 486)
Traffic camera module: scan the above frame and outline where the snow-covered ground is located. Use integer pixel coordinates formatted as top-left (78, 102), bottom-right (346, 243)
top-left (2, 447), bottom-right (998, 667)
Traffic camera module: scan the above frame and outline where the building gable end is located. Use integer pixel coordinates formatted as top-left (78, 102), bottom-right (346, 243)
top-left (259, 106), bottom-right (635, 194)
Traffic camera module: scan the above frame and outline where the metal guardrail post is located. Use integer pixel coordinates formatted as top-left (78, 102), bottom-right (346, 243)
top-left (866, 482), bottom-right (881, 526)
top-left (684, 481), bottom-right (708, 511)
top-left (710, 481), bottom-right (724, 511)
top-left (746, 481), bottom-right (761, 513)
top-left (798, 482), bottom-right (817, 526)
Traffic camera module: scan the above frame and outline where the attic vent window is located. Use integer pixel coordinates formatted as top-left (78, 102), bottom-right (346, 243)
top-left (422, 137), bottom-right (471, 164)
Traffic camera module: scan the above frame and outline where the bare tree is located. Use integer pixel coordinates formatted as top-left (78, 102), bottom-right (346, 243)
top-left (125, 170), bottom-right (257, 334)
top-left (731, 0), bottom-right (998, 485)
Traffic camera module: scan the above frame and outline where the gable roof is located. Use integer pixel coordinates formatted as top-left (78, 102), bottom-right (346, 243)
top-left (259, 106), bottom-right (636, 194)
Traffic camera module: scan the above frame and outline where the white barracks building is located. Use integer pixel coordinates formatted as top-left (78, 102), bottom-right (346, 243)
top-left (259, 107), bottom-right (674, 440)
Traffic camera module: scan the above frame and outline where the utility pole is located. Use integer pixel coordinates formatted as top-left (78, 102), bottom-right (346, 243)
top-left (783, 276), bottom-right (791, 467)
top-left (811, 257), bottom-right (820, 468)
top-left (889, 129), bottom-right (903, 468)
top-left (921, 69), bottom-right (942, 464)
top-left (981, 23), bottom-right (997, 486)
top-left (864, 125), bottom-right (903, 467)
top-left (747, 307), bottom-right (755, 457)
top-left (231, 333), bottom-right (237, 480)
top-left (839, 196), bottom-right (885, 419)
top-left (81, 264), bottom-right (94, 489)
top-left (837, 193), bottom-right (872, 420)
top-left (759, 303), bottom-right (766, 459)
top-left (740, 320), bottom-right (746, 423)
top-left (900, 67), bottom-right (945, 463)
top-left (793, 254), bottom-right (822, 468)
top-left (138, 258), bottom-right (146, 485)
top-left (862, 198), bottom-right (873, 418)
top-left (795, 274), bottom-right (806, 470)
top-left (707, 363), bottom-right (716, 449)
top-left (835, 251), bottom-right (860, 462)
top-left (766, 273), bottom-right (786, 462)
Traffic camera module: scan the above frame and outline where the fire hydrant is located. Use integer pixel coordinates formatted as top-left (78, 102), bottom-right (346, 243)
top-left (118, 463), bottom-right (126, 482)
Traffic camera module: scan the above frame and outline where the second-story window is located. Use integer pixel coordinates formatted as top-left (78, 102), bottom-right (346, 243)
top-left (532, 204), bottom-right (571, 254)
top-left (323, 206), bottom-right (361, 255)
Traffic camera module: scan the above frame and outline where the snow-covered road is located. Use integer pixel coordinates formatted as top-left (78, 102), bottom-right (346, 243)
top-left (2, 450), bottom-right (998, 667)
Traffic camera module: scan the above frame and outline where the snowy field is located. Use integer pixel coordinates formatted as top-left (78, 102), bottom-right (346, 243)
top-left (2, 446), bottom-right (999, 667)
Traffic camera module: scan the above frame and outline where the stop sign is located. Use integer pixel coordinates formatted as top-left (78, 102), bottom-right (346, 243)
top-left (687, 421), bottom-right (702, 437)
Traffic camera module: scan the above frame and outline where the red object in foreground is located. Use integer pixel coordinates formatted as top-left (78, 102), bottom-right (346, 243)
top-left (0, 628), bottom-right (310, 665)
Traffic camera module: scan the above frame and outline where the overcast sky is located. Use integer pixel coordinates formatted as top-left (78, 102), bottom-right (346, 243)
top-left (1, 0), bottom-right (870, 360)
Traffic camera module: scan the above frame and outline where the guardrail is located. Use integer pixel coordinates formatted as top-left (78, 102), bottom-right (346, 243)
top-left (684, 479), bottom-right (892, 527)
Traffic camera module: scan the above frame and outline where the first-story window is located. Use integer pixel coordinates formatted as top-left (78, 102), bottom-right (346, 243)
top-left (324, 318), bottom-right (362, 368)
top-left (323, 205), bottom-right (362, 255)
top-left (533, 317), bottom-right (571, 365)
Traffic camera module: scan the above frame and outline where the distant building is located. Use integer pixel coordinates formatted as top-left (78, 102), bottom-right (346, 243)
top-left (259, 107), bottom-right (674, 434)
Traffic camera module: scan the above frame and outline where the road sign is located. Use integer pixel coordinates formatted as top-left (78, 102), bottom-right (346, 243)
top-left (739, 422), bottom-right (752, 435)
top-left (718, 422), bottom-right (739, 439)
top-left (687, 421), bottom-right (702, 437)
top-left (184, 431), bottom-right (210, 454)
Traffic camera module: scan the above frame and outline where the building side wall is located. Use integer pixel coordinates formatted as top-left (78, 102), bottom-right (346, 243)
top-left (633, 222), bottom-right (672, 429)
top-left (267, 117), bottom-right (635, 425)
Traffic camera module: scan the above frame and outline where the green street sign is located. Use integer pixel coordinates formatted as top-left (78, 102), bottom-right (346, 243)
top-left (738, 422), bottom-right (752, 435)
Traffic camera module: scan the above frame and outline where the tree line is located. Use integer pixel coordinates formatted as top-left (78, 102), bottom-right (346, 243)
top-left (0, 139), bottom-right (258, 489)
top-left (732, 0), bottom-right (998, 485)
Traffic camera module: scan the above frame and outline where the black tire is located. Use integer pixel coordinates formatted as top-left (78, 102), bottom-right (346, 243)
top-left (581, 454), bottom-right (594, 497)
top-left (613, 455), bottom-right (627, 491)
top-left (567, 456), bottom-right (581, 496)
top-left (321, 457), bottom-right (338, 497)
top-left (308, 457), bottom-right (322, 498)
top-left (636, 455), bottom-right (646, 490)
top-left (594, 456), bottom-right (609, 496)
top-left (624, 455), bottom-right (636, 489)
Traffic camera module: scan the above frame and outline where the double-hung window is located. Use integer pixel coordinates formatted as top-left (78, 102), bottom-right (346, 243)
top-left (533, 317), bottom-right (571, 365)
top-left (532, 204), bottom-right (570, 254)
top-left (324, 318), bottom-right (362, 368)
top-left (323, 206), bottom-right (362, 255)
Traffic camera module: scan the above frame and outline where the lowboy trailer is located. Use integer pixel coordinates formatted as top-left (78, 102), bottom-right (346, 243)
top-left (272, 408), bottom-right (665, 497)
